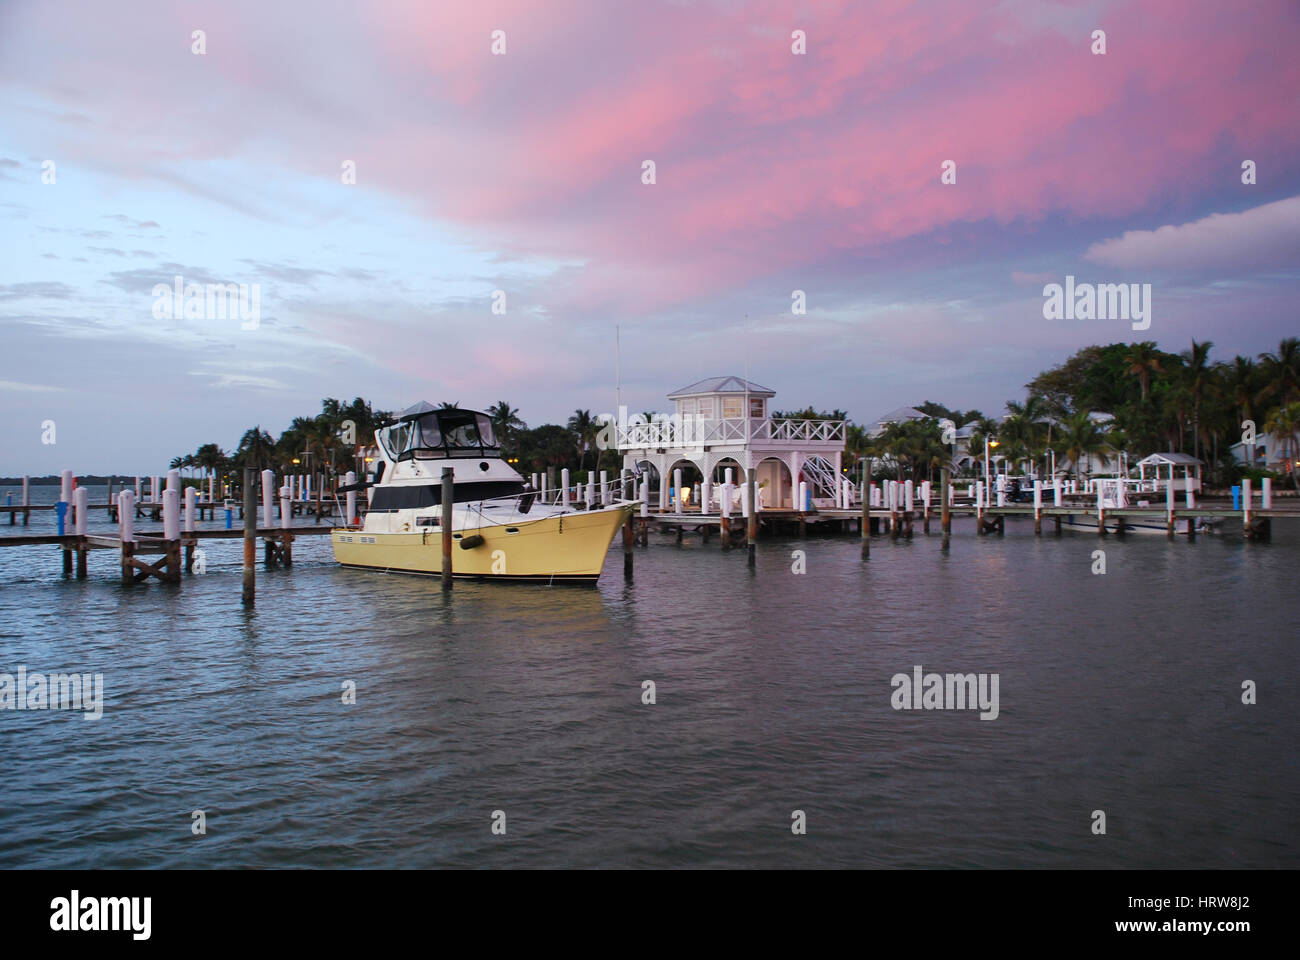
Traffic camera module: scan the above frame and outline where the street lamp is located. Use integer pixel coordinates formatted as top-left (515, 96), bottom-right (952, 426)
top-left (985, 437), bottom-right (999, 507)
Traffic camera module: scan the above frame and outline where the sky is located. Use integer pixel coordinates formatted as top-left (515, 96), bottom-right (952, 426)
top-left (1, 0), bottom-right (1297, 475)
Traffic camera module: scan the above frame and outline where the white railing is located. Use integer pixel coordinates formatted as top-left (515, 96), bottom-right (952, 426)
top-left (617, 417), bottom-right (845, 449)
top-left (801, 455), bottom-right (841, 498)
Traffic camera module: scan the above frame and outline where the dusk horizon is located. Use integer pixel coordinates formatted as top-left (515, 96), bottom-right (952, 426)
top-left (3, 0), bottom-right (1298, 475)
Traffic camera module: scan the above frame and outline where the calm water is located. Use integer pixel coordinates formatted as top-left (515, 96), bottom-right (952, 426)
top-left (1, 484), bottom-right (1296, 868)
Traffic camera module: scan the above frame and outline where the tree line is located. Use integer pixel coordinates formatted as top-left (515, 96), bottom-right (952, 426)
top-left (169, 336), bottom-right (1299, 495)
top-left (851, 337), bottom-right (1300, 488)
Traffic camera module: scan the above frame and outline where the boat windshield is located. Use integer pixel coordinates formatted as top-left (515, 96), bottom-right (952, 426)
top-left (380, 410), bottom-right (501, 460)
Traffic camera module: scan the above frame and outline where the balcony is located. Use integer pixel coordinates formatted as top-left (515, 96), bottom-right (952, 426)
top-left (616, 416), bottom-right (845, 450)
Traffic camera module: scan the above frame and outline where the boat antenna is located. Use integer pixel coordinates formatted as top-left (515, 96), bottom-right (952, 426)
top-left (744, 314), bottom-right (751, 474)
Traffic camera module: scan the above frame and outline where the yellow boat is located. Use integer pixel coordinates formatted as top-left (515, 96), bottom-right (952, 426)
top-left (332, 403), bottom-right (637, 583)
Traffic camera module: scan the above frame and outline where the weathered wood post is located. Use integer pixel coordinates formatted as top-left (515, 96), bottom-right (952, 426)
top-left (1185, 478), bottom-right (1196, 541)
top-left (561, 468), bottom-right (571, 510)
top-left (673, 468), bottom-right (683, 515)
top-left (1242, 477), bottom-right (1253, 538)
top-left (1096, 482), bottom-right (1106, 536)
top-left (345, 471), bottom-right (357, 526)
top-left (1262, 477), bottom-right (1273, 510)
top-left (746, 469), bottom-right (757, 567)
top-left (22, 474), bottom-right (30, 525)
top-left (702, 473), bottom-right (712, 517)
top-left (720, 480), bottom-right (732, 550)
top-left (279, 484), bottom-right (293, 567)
top-left (941, 468), bottom-right (951, 548)
top-left (441, 467), bottom-right (453, 590)
top-left (119, 490), bottom-right (135, 585)
top-left (1165, 478), bottom-right (1175, 539)
top-left (261, 469), bottom-right (277, 568)
top-left (275, 481), bottom-right (293, 564)
top-left (74, 486), bottom-right (88, 578)
top-left (623, 510), bottom-right (634, 579)
top-left (241, 468), bottom-right (256, 606)
top-left (163, 487), bottom-right (181, 582)
top-left (1033, 480), bottom-right (1043, 535)
top-left (639, 478), bottom-right (649, 545)
top-left (860, 476), bottom-right (869, 559)
top-left (921, 480), bottom-right (931, 534)
top-left (975, 481), bottom-right (984, 535)
top-left (184, 486), bottom-right (197, 572)
top-left (600, 470), bottom-right (609, 506)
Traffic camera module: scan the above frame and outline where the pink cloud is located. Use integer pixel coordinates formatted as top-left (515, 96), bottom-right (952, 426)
top-left (3, 0), bottom-right (1298, 314)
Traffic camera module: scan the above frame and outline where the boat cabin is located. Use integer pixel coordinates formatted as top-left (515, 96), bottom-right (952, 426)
top-left (368, 403), bottom-right (525, 509)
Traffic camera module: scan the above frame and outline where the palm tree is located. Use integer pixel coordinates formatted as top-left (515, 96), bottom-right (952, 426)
top-left (1223, 356), bottom-right (1261, 464)
top-left (1181, 339), bottom-right (1215, 463)
top-left (1124, 341), bottom-right (1163, 402)
top-left (487, 401), bottom-right (526, 448)
top-left (1058, 411), bottom-right (1110, 480)
top-left (236, 427), bottom-right (276, 471)
top-left (437, 400), bottom-right (461, 410)
top-left (1259, 337), bottom-right (1300, 409)
top-left (567, 409), bottom-right (598, 474)
top-left (1263, 402), bottom-right (1300, 490)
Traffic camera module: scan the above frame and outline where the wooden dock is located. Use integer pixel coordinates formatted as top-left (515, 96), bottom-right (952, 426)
top-left (1, 468), bottom-right (1294, 603)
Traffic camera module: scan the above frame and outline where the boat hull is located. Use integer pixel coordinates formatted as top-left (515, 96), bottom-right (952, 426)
top-left (1061, 515), bottom-right (1192, 535)
top-left (331, 506), bottom-right (631, 583)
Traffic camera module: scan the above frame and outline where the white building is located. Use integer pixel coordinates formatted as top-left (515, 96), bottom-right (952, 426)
top-left (1230, 431), bottom-right (1297, 470)
top-left (616, 376), bottom-right (847, 510)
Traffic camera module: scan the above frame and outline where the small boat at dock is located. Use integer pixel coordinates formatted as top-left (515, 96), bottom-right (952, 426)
top-left (332, 403), bottom-right (637, 583)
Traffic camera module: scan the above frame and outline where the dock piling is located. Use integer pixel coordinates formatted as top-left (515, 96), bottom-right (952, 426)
top-left (241, 468), bottom-right (256, 606)
top-left (441, 468), bottom-right (453, 590)
top-left (74, 487), bottom-right (88, 578)
top-left (745, 471), bottom-right (757, 566)
top-left (163, 488), bottom-right (181, 582)
top-left (119, 491), bottom-right (136, 585)
top-left (941, 468), bottom-right (951, 549)
top-left (720, 481), bottom-right (732, 550)
top-left (623, 513), bottom-right (634, 579)
top-left (860, 480), bottom-right (869, 559)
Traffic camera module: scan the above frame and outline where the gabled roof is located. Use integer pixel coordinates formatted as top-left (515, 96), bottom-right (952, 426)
top-left (1136, 452), bottom-right (1204, 466)
top-left (874, 406), bottom-right (929, 425)
top-left (668, 376), bottom-right (776, 399)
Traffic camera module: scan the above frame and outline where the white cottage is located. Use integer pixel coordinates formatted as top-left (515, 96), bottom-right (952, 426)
top-left (616, 376), bottom-right (847, 511)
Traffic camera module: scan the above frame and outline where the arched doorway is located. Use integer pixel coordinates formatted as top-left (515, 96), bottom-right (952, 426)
top-left (756, 456), bottom-right (795, 510)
